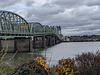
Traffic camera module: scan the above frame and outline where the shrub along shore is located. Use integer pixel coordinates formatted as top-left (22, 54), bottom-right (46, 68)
top-left (0, 51), bottom-right (100, 75)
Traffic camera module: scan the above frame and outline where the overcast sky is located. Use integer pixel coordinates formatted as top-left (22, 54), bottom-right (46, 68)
top-left (1, 0), bottom-right (100, 36)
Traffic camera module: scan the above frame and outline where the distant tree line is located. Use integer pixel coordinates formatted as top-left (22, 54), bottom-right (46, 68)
top-left (68, 35), bottom-right (100, 42)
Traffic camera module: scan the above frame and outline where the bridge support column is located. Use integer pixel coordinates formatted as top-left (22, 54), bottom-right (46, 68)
top-left (0, 38), bottom-right (14, 52)
top-left (48, 36), bottom-right (52, 46)
top-left (33, 37), bottom-right (36, 49)
top-left (42, 36), bottom-right (46, 48)
top-left (14, 37), bottom-right (31, 52)
top-left (30, 37), bottom-right (33, 51)
top-left (29, 37), bottom-right (33, 52)
top-left (53, 35), bottom-right (56, 45)
top-left (14, 38), bottom-right (17, 52)
top-left (45, 36), bottom-right (49, 47)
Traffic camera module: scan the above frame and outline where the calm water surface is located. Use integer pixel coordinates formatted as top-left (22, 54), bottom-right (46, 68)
top-left (4, 42), bottom-right (100, 66)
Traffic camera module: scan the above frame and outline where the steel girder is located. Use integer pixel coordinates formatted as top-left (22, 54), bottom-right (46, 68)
top-left (28, 22), bottom-right (44, 33)
top-left (0, 10), bottom-right (28, 33)
top-left (0, 11), bottom-right (63, 41)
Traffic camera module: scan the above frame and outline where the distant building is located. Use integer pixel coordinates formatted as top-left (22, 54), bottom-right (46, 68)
top-left (69, 35), bottom-right (100, 42)
top-left (63, 36), bottom-right (70, 42)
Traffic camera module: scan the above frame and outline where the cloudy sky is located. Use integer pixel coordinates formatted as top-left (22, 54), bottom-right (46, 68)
top-left (1, 0), bottom-right (100, 36)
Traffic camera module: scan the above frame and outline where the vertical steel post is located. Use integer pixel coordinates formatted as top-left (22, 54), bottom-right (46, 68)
top-left (42, 36), bottom-right (46, 48)
top-left (33, 37), bottom-right (36, 49)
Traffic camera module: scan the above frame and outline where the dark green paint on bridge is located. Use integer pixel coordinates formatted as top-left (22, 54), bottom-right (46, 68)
top-left (0, 11), bottom-right (63, 52)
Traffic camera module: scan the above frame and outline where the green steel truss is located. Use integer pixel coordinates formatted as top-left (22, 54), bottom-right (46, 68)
top-left (0, 11), bottom-right (62, 40)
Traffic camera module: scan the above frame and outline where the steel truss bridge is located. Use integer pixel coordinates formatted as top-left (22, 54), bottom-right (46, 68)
top-left (0, 10), bottom-right (62, 41)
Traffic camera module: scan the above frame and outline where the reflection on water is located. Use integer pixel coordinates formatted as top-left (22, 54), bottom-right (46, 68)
top-left (4, 42), bottom-right (100, 66)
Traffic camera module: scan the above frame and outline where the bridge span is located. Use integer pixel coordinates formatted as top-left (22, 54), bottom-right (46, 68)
top-left (0, 11), bottom-right (63, 52)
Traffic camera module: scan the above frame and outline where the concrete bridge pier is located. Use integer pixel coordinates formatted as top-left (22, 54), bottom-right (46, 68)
top-left (14, 38), bottom-right (17, 52)
top-left (0, 36), bottom-right (62, 52)
top-left (0, 37), bottom-right (32, 52)
top-left (14, 37), bottom-right (32, 52)
top-left (44, 35), bottom-right (52, 47)
top-left (52, 35), bottom-right (56, 45)
top-left (45, 36), bottom-right (48, 47)
top-left (55, 36), bottom-right (57, 44)
top-left (53, 36), bottom-right (56, 45)
top-left (32, 36), bottom-right (46, 49)
top-left (30, 37), bottom-right (33, 51)
top-left (0, 38), bottom-right (14, 52)
top-left (42, 36), bottom-right (46, 48)
top-left (33, 37), bottom-right (36, 49)
top-left (45, 35), bottom-right (59, 47)
top-left (28, 37), bottom-right (33, 52)
top-left (45, 36), bottom-right (47, 46)
top-left (56, 38), bottom-right (61, 44)
top-left (50, 36), bottom-right (53, 46)
top-left (48, 35), bottom-right (52, 47)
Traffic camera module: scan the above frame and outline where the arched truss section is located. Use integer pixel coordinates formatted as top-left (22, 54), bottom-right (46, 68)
top-left (29, 22), bottom-right (43, 33)
top-left (0, 10), bottom-right (28, 33)
top-left (49, 26), bottom-right (56, 32)
top-left (49, 26), bottom-right (53, 32)
top-left (43, 25), bottom-right (51, 32)
top-left (52, 26), bottom-right (58, 32)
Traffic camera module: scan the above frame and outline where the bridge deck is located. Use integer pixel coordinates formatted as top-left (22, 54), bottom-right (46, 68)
top-left (0, 11), bottom-right (63, 41)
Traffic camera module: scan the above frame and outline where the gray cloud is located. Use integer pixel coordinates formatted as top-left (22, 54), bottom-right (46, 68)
top-left (26, 0), bottom-right (34, 7)
top-left (1, 0), bottom-right (100, 36)
top-left (25, 3), bottom-right (65, 23)
top-left (53, 0), bottom-right (84, 8)
top-left (85, 0), bottom-right (100, 6)
top-left (0, 0), bottom-right (21, 8)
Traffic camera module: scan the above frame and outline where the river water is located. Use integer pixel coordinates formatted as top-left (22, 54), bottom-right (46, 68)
top-left (4, 42), bottom-right (100, 66)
